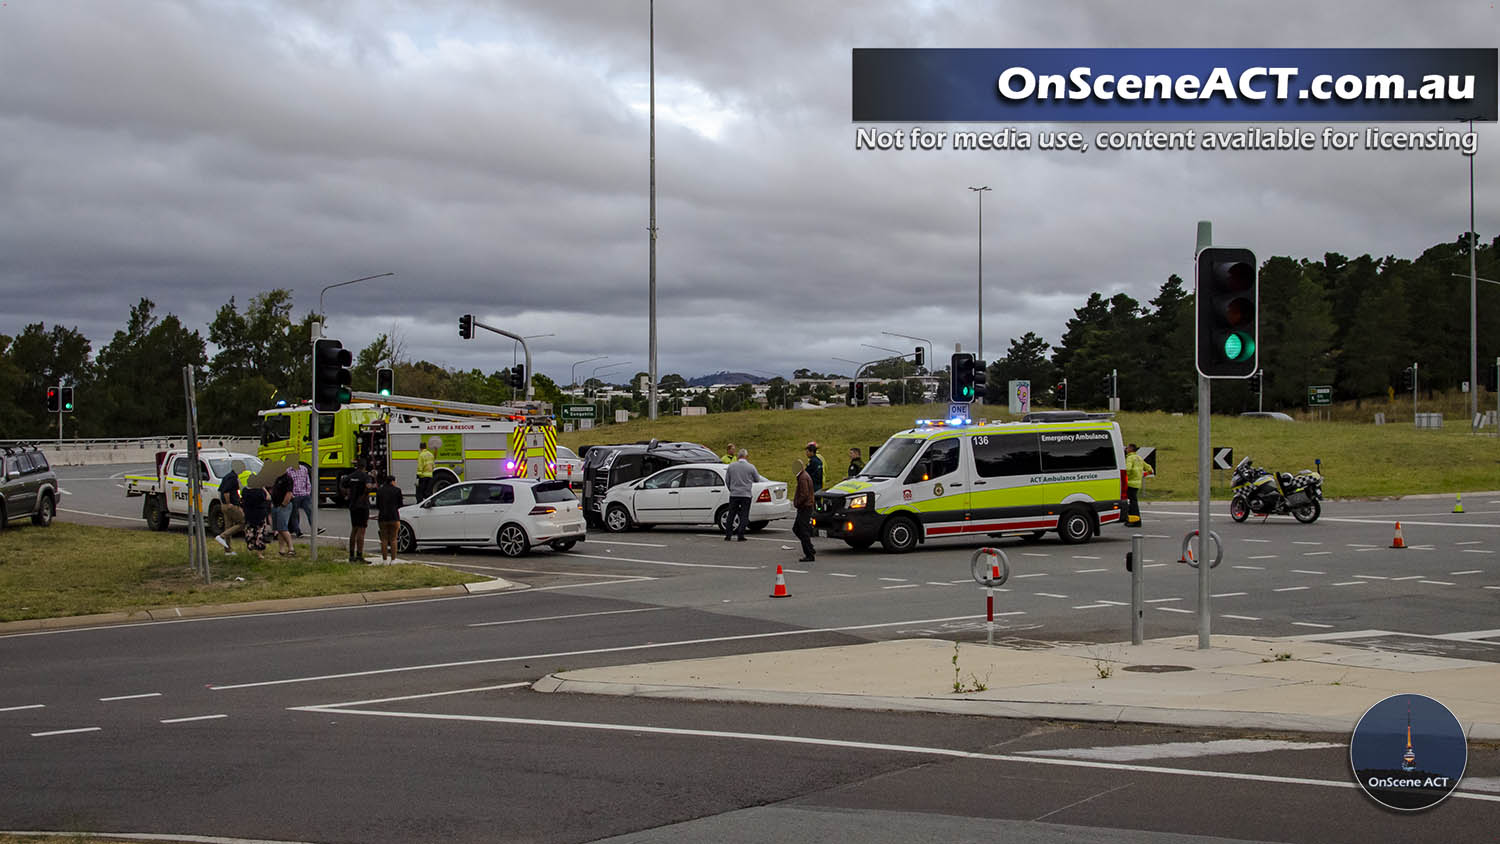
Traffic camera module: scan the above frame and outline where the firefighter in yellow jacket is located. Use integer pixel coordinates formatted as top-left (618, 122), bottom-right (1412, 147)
top-left (416, 438), bottom-right (437, 502)
top-left (1123, 443), bottom-right (1152, 526)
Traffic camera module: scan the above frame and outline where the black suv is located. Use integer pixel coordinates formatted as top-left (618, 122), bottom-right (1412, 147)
top-left (1, 445), bottom-right (60, 531)
top-left (579, 440), bottom-right (718, 526)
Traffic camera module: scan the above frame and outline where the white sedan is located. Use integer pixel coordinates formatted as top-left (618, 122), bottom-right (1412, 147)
top-left (397, 478), bottom-right (586, 557)
top-left (600, 462), bottom-right (791, 533)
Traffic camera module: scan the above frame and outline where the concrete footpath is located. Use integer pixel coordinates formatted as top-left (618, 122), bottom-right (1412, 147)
top-left (535, 634), bottom-right (1500, 739)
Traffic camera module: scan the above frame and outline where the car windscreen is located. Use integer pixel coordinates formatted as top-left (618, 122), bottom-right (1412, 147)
top-left (860, 438), bottom-right (922, 478)
top-left (533, 482), bottom-right (575, 503)
top-left (207, 456), bottom-right (262, 478)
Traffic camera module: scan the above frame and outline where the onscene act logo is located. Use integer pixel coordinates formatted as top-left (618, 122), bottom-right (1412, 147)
top-left (1350, 693), bottom-right (1467, 811)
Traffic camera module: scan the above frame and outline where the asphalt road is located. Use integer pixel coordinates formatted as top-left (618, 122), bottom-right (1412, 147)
top-left (8, 464), bottom-right (1496, 842)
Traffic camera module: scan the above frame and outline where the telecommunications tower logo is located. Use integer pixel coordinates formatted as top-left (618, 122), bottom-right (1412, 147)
top-left (1350, 693), bottom-right (1466, 811)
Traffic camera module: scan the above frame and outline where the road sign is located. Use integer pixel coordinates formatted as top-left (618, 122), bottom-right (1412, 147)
top-left (947, 402), bottom-right (971, 419)
top-left (560, 404), bottom-right (596, 420)
top-left (1212, 446), bottom-right (1234, 470)
top-left (1138, 446), bottom-right (1157, 474)
top-left (1307, 385), bottom-right (1333, 407)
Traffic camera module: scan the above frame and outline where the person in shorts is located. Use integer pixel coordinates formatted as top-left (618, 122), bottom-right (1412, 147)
top-left (271, 468), bottom-right (295, 557)
top-left (376, 473), bottom-right (404, 562)
top-left (213, 460), bottom-right (245, 555)
top-left (343, 462), bottom-right (373, 563)
top-left (241, 480), bottom-right (272, 559)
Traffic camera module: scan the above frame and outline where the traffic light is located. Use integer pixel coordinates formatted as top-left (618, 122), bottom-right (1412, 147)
top-left (847, 382), bottom-right (856, 406)
top-left (1248, 371), bottom-right (1262, 392)
top-left (854, 381), bottom-right (867, 405)
top-left (60, 386), bottom-right (74, 413)
top-left (458, 314), bottom-right (474, 340)
top-left (1100, 372), bottom-right (1113, 397)
top-left (509, 363), bottom-right (527, 392)
top-left (313, 338), bottom-right (353, 412)
top-left (1195, 247), bottom-right (1258, 378)
top-left (1487, 362), bottom-right (1499, 392)
top-left (1054, 379), bottom-right (1067, 403)
top-left (950, 353), bottom-right (986, 402)
top-left (46, 386), bottom-right (59, 413)
top-left (376, 367), bottom-right (394, 396)
top-left (1401, 365), bottom-right (1415, 392)
top-left (913, 347), bottom-right (924, 368)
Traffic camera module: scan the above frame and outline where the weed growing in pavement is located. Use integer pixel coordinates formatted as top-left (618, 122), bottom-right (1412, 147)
top-left (1087, 645), bottom-right (1120, 679)
top-left (1263, 652), bottom-right (1295, 663)
top-left (950, 642), bottom-right (990, 694)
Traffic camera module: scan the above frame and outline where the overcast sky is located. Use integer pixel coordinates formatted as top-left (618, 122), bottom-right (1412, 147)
top-left (0, 1), bottom-right (1492, 385)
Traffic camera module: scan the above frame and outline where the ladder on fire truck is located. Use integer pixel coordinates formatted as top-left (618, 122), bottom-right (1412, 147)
top-left (350, 391), bottom-right (551, 422)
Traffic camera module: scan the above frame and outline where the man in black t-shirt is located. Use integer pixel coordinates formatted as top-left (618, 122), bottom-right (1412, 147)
top-left (342, 462), bottom-right (373, 563)
top-left (375, 474), bottom-right (404, 562)
top-left (213, 460), bottom-right (245, 554)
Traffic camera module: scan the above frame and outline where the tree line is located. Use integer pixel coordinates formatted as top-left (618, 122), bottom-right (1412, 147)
top-left (1, 233), bottom-right (1492, 438)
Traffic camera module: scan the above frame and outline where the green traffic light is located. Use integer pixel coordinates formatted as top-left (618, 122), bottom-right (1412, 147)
top-left (1223, 333), bottom-right (1255, 361)
top-left (379, 388), bottom-right (391, 396)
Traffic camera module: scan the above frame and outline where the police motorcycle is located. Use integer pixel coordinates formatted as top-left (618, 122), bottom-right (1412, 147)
top-left (1228, 456), bottom-right (1323, 524)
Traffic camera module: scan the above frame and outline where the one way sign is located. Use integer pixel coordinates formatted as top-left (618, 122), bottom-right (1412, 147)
top-left (1213, 447), bottom-right (1234, 471)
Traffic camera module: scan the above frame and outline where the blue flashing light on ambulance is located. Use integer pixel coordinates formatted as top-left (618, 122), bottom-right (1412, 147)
top-left (813, 411), bottom-right (1127, 552)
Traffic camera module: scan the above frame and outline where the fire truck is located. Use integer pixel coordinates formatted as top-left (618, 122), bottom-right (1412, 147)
top-left (257, 392), bottom-right (559, 503)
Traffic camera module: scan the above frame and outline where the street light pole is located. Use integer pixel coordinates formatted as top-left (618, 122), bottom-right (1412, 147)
top-left (572, 356), bottom-right (608, 389)
top-left (647, 0), bottom-right (659, 421)
top-left (1469, 118), bottom-right (1477, 423)
top-left (862, 343), bottom-right (910, 404)
top-left (310, 271), bottom-right (394, 563)
top-left (882, 331), bottom-right (934, 403)
top-left (968, 186), bottom-right (991, 365)
top-left (514, 333), bottom-right (554, 367)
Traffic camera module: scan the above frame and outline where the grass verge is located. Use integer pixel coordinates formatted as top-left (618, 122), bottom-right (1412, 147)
top-left (559, 402), bottom-right (1500, 500)
top-left (0, 522), bottom-right (486, 623)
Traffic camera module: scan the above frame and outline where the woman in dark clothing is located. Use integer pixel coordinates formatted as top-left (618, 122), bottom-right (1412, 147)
top-left (271, 470), bottom-right (295, 557)
top-left (241, 482), bottom-right (272, 559)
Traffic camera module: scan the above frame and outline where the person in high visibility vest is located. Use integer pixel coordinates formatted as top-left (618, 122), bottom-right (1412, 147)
top-left (416, 438), bottom-right (437, 502)
top-left (1123, 443), bottom-right (1153, 526)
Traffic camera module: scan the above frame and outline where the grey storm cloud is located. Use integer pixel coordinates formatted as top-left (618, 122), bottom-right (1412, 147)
top-left (0, 0), bottom-right (1492, 383)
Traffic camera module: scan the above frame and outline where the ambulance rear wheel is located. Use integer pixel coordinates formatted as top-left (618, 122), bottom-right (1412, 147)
top-left (1057, 507), bottom-right (1094, 545)
top-left (881, 516), bottom-right (920, 553)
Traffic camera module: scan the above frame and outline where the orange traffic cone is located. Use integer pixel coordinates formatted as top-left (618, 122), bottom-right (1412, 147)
top-left (1390, 522), bottom-right (1407, 549)
top-left (1178, 545), bottom-right (1195, 564)
top-left (770, 565), bottom-right (790, 598)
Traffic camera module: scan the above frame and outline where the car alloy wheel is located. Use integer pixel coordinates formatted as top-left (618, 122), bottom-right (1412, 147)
top-left (397, 522), bottom-right (417, 554)
top-left (496, 523), bottom-right (530, 557)
top-left (604, 505), bottom-right (632, 533)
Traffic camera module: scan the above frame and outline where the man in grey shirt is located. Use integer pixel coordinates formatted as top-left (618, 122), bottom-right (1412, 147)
top-left (724, 448), bottom-right (757, 541)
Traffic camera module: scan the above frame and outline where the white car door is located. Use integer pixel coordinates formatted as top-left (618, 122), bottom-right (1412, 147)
top-left (415, 483), bottom-right (472, 541)
top-left (462, 482), bottom-right (516, 543)
top-left (632, 468), bottom-right (686, 524)
top-left (680, 468), bottom-right (726, 525)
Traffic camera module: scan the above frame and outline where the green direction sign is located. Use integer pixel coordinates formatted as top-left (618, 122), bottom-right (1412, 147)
top-left (1307, 385), bottom-right (1333, 407)
top-left (560, 404), bottom-right (597, 420)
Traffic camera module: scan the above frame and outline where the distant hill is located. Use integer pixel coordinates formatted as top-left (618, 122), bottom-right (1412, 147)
top-left (688, 371), bottom-right (767, 387)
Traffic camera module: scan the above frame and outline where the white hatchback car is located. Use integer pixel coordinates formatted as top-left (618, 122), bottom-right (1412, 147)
top-left (397, 479), bottom-right (586, 557)
top-left (600, 462), bottom-right (791, 533)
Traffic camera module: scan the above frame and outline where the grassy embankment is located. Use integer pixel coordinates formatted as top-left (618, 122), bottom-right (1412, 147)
top-left (559, 399), bottom-right (1500, 501)
top-left (0, 522), bottom-right (484, 622)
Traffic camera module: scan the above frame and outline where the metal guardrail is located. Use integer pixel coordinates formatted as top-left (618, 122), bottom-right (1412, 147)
top-left (0, 436), bottom-right (249, 450)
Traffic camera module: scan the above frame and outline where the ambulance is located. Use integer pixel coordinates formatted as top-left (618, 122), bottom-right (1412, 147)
top-left (813, 411), bottom-right (1127, 552)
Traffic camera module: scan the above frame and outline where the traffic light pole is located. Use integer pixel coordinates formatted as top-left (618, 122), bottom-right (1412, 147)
top-left (473, 321), bottom-right (534, 400)
top-left (310, 322), bottom-right (321, 562)
top-left (1195, 221), bottom-right (1213, 651)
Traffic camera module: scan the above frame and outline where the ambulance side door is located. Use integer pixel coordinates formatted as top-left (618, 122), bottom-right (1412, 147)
top-left (898, 436), bottom-right (968, 538)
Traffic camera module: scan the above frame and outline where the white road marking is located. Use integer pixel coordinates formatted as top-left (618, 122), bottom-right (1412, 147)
top-left (1353, 575), bottom-right (1388, 580)
top-left (1389, 575), bottom-right (1424, 581)
top-left (1144, 563), bottom-right (1167, 569)
top-left (1450, 570), bottom-right (1484, 576)
top-left (1022, 553), bottom-right (1050, 558)
top-left (994, 611), bottom-right (1027, 617)
top-left (1241, 539), bottom-right (1271, 543)
top-left (1144, 534), bottom-right (1171, 539)
top-left (1430, 629), bottom-right (1500, 641)
top-left (1273, 586), bottom-right (1309, 592)
top-left (210, 613), bottom-right (993, 690)
top-left (1346, 544), bottom-right (1381, 548)
top-left (1460, 776), bottom-right (1500, 793)
top-left (297, 683), bottom-right (530, 710)
top-left (1153, 511), bottom-right (1500, 530)
top-left (1019, 739), bottom-right (1344, 762)
top-left (1487, 586), bottom-right (1500, 591)
top-left (1211, 592), bottom-right (1247, 598)
top-left (692, 534), bottom-right (792, 543)
top-left (287, 699), bottom-right (1500, 802)
top-left (1290, 570), bottom-right (1325, 575)
top-left (1071, 555), bottom-right (1101, 561)
top-left (31, 727), bottom-right (100, 737)
top-left (1333, 581), bottom-right (1367, 587)
top-left (59, 507), bottom-right (138, 522)
top-left (784, 569), bottom-right (808, 574)
top-left (567, 553), bottom-right (754, 571)
top-left (1095, 600), bottom-right (1128, 606)
top-left (1157, 607), bottom-right (1193, 614)
top-left (468, 607), bottom-right (667, 628)
top-left (584, 539), bottom-right (668, 548)
top-left (1456, 540), bottom-right (1485, 546)
top-left (925, 581), bottom-right (955, 587)
top-left (1073, 604), bottom-right (1112, 610)
top-left (1461, 549), bottom-right (1496, 554)
top-left (1292, 622), bottom-right (1335, 629)
top-left (1145, 598), bottom-right (1182, 604)
top-left (1418, 580), bottom-right (1455, 586)
top-left (883, 584), bottom-right (920, 590)
top-left (1074, 568), bottom-right (1107, 574)
top-left (1302, 551), bottom-right (1332, 557)
top-left (0, 704), bottom-right (45, 712)
top-left (1222, 614), bottom-right (1262, 621)
top-left (1234, 564), bottom-right (1267, 569)
top-left (99, 692), bottom-right (162, 702)
top-left (160, 714), bottom-right (228, 724)
top-left (878, 577), bottom-right (908, 582)
top-left (1014, 573), bottom-right (1049, 578)
top-left (1291, 541), bottom-right (1323, 546)
top-left (827, 573), bottom-right (857, 578)
top-left (1035, 593), bottom-right (1070, 599)
top-left (1245, 557), bottom-right (1276, 562)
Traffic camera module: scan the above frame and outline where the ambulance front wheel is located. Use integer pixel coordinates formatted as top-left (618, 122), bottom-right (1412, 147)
top-left (881, 516), bottom-right (921, 553)
top-left (843, 538), bottom-right (875, 551)
top-left (1057, 507), bottom-right (1094, 545)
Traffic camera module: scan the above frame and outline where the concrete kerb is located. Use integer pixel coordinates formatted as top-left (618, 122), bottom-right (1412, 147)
top-left (0, 575), bottom-right (522, 635)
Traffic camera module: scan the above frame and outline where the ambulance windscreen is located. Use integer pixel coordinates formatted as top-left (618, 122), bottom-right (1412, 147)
top-left (861, 438), bottom-right (922, 479)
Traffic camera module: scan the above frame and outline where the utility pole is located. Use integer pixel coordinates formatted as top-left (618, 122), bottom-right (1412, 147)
top-left (1195, 220), bottom-right (1213, 650)
top-left (647, 0), bottom-right (659, 421)
top-left (968, 186), bottom-right (991, 365)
